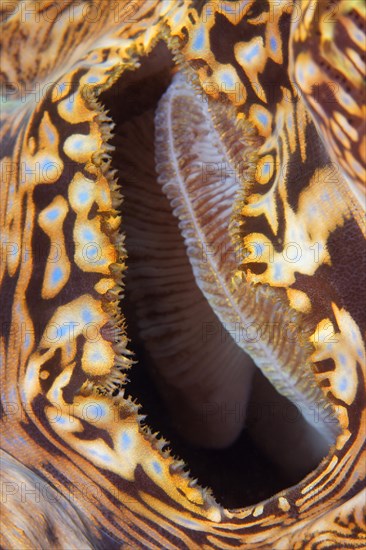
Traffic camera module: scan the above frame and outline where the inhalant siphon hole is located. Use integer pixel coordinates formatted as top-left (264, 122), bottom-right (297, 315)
top-left (100, 42), bottom-right (331, 509)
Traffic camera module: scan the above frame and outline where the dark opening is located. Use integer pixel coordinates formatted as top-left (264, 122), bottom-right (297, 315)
top-left (100, 42), bottom-right (330, 509)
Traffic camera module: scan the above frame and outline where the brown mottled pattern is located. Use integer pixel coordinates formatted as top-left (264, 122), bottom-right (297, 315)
top-left (0, 1), bottom-right (365, 548)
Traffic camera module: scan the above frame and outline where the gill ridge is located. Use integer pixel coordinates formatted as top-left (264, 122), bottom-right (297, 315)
top-left (155, 70), bottom-right (339, 444)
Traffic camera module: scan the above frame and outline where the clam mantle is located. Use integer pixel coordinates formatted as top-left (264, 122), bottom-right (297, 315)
top-left (0, 1), bottom-right (365, 548)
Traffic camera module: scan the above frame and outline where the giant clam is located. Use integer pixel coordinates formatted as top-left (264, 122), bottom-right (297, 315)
top-left (0, 1), bottom-right (365, 548)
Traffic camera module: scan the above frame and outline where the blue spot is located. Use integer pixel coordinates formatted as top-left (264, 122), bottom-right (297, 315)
top-left (339, 353), bottom-right (347, 365)
top-left (174, 11), bottom-right (181, 23)
top-left (91, 351), bottom-right (102, 362)
top-left (357, 348), bottom-right (363, 359)
top-left (64, 96), bottom-right (75, 113)
top-left (297, 67), bottom-right (304, 85)
top-left (221, 71), bottom-right (235, 89)
top-left (45, 125), bottom-right (55, 145)
top-left (60, 371), bottom-right (70, 384)
top-left (46, 208), bottom-right (60, 221)
top-left (262, 163), bottom-right (270, 176)
top-left (255, 242), bottom-right (265, 258)
top-left (273, 263), bottom-right (282, 281)
top-left (87, 404), bottom-right (104, 420)
top-left (309, 204), bottom-right (317, 217)
top-left (82, 308), bottom-right (93, 323)
top-left (83, 229), bottom-right (95, 241)
top-left (15, 435), bottom-right (27, 446)
top-left (321, 192), bottom-right (330, 202)
top-left (339, 377), bottom-right (348, 392)
top-left (94, 258), bottom-right (107, 266)
top-left (221, 3), bottom-right (235, 14)
top-left (204, 5), bottom-right (213, 17)
top-left (121, 432), bottom-right (132, 450)
top-left (244, 43), bottom-right (260, 63)
top-left (152, 461), bottom-right (162, 475)
top-left (87, 75), bottom-right (99, 84)
top-left (269, 36), bottom-right (277, 52)
top-left (78, 191), bottom-right (90, 204)
top-left (40, 158), bottom-right (57, 174)
top-left (24, 332), bottom-right (31, 349)
top-left (178, 517), bottom-right (198, 527)
top-left (257, 112), bottom-right (268, 126)
top-left (58, 82), bottom-right (66, 93)
top-left (51, 266), bottom-right (63, 286)
top-left (55, 416), bottom-right (67, 425)
top-left (73, 138), bottom-right (85, 151)
top-left (87, 250), bottom-right (100, 262)
top-left (26, 364), bottom-right (36, 382)
top-left (192, 27), bottom-right (204, 51)
top-left (88, 449), bottom-right (112, 463)
top-left (340, 91), bottom-right (351, 105)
